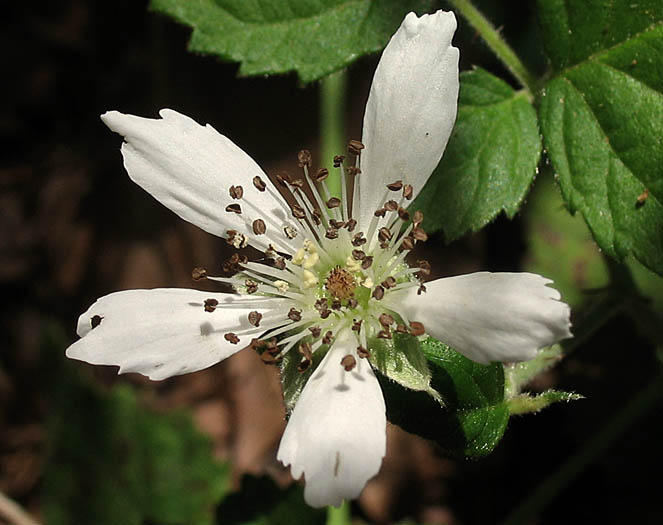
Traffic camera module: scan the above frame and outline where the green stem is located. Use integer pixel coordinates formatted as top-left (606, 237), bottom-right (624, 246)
top-left (501, 374), bottom-right (662, 524)
top-left (326, 500), bottom-right (351, 525)
top-left (449, 0), bottom-right (537, 95)
top-left (320, 70), bottom-right (348, 199)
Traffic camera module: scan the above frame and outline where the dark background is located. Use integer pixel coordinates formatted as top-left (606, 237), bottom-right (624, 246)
top-left (1, 1), bottom-right (661, 523)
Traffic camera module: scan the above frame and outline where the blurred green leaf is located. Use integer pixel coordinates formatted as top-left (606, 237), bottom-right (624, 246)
top-left (215, 475), bottom-right (324, 525)
top-left (537, 0), bottom-right (663, 275)
top-left (379, 337), bottom-right (508, 459)
top-left (150, 0), bottom-right (432, 83)
top-left (414, 68), bottom-right (541, 241)
top-left (507, 390), bottom-right (583, 415)
top-left (524, 174), bottom-right (609, 308)
top-left (43, 366), bottom-right (228, 525)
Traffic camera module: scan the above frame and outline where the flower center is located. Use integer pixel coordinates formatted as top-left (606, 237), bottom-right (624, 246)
top-left (325, 267), bottom-right (356, 300)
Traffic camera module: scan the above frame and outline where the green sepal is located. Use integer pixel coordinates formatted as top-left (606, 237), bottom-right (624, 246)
top-left (507, 390), bottom-right (584, 415)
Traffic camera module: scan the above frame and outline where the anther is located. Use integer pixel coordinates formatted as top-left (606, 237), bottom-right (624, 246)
top-left (352, 233), bottom-right (367, 246)
top-left (245, 279), bottom-right (259, 294)
top-left (290, 179), bottom-right (305, 190)
top-left (288, 308), bottom-right (302, 322)
top-left (309, 326), bottom-right (322, 338)
top-left (320, 309), bottom-right (332, 319)
top-left (192, 267), bottom-right (208, 281)
top-left (357, 346), bottom-right (370, 359)
top-left (226, 230), bottom-right (248, 249)
top-left (204, 298), bottom-right (218, 312)
top-left (224, 332), bottom-right (240, 344)
top-left (331, 300), bottom-right (342, 310)
top-left (417, 260), bottom-right (431, 276)
top-left (413, 227), bottom-right (428, 242)
top-left (385, 200), bottom-right (399, 212)
top-left (372, 286), bottom-right (384, 300)
top-left (346, 219), bottom-right (357, 232)
top-left (378, 227), bottom-right (393, 242)
top-left (401, 236), bottom-right (415, 251)
top-left (346, 166), bottom-right (361, 177)
top-left (248, 311), bottom-right (262, 327)
top-left (326, 197), bottom-right (341, 209)
top-left (322, 331), bottom-right (334, 345)
top-left (325, 228), bottom-right (339, 239)
top-left (347, 139), bottom-right (365, 156)
top-left (396, 324), bottom-right (409, 334)
top-left (352, 319), bottom-right (362, 332)
top-left (387, 180), bottom-right (403, 191)
top-left (261, 352), bottom-right (278, 365)
top-left (352, 249), bottom-right (366, 260)
top-left (346, 297), bottom-right (358, 309)
top-left (274, 280), bottom-right (290, 293)
top-left (403, 184), bottom-right (414, 200)
top-left (299, 342), bottom-right (313, 361)
top-left (252, 219), bottom-right (266, 235)
top-left (90, 315), bottom-right (103, 329)
top-left (275, 257), bottom-right (286, 270)
top-left (283, 226), bottom-right (298, 239)
top-left (361, 256), bottom-right (373, 270)
top-left (417, 283), bottom-right (427, 295)
top-left (292, 204), bottom-right (306, 219)
top-left (229, 185), bottom-right (243, 199)
top-left (253, 176), bottom-right (266, 192)
top-left (276, 172), bottom-right (291, 187)
top-left (311, 209), bottom-right (322, 225)
top-left (341, 354), bottom-right (357, 371)
top-left (225, 203), bottom-right (242, 214)
top-left (333, 155), bottom-right (345, 168)
top-left (329, 219), bottom-right (346, 229)
top-left (380, 242), bottom-right (390, 249)
top-left (298, 149), bottom-right (312, 168)
top-left (409, 321), bottom-right (425, 336)
top-left (314, 298), bottom-right (329, 312)
top-left (381, 276), bottom-right (396, 289)
top-left (314, 168), bottom-right (329, 181)
top-left (398, 208), bottom-right (410, 221)
top-left (379, 313), bottom-right (394, 327)
top-left (374, 208), bottom-right (387, 217)
top-left (413, 210), bottom-right (424, 226)
top-left (297, 359), bottom-right (311, 373)
top-left (377, 330), bottom-right (392, 339)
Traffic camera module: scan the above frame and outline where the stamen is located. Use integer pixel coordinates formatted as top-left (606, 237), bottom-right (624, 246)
top-left (204, 298), bottom-right (219, 312)
top-left (347, 139), bottom-right (365, 156)
top-left (372, 286), bottom-right (384, 300)
top-left (90, 315), bottom-right (103, 329)
top-left (333, 155), bottom-right (345, 168)
top-left (225, 203), bottom-right (241, 214)
top-left (409, 321), bottom-right (425, 336)
top-left (288, 308), bottom-right (302, 322)
top-left (323, 331), bottom-right (334, 345)
top-left (191, 267), bottom-right (207, 281)
top-left (253, 176), bottom-right (267, 192)
top-left (309, 326), bottom-right (322, 338)
top-left (298, 150), bottom-right (312, 168)
top-left (377, 330), bottom-right (391, 339)
top-left (229, 185), bottom-right (243, 199)
top-left (403, 184), bottom-right (414, 200)
top-left (252, 219), bottom-right (266, 235)
top-left (248, 311), bottom-right (262, 327)
top-left (357, 346), bottom-right (370, 359)
top-left (379, 313), bottom-right (394, 327)
top-left (341, 354), bottom-right (357, 372)
top-left (224, 332), bottom-right (240, 344)
top-left (387, 180), bottom-right (403, 191)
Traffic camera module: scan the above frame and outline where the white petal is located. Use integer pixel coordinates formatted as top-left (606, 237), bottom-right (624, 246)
top-left (399, 273), bottom-right (572, 363)
top-left (357, 10), bottom-right (459, 230)
top-left (101, 109), bottom-right (296, 253)
top-left (277, 330), bottom-right (386, 508)
top-left (66, 288), bottom-right (286, 380)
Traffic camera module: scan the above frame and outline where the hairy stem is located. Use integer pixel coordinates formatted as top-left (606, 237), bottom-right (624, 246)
top-left (326, 500), bottom-right (351, 525)
top-left (449, 0), bottom-right (537, 95)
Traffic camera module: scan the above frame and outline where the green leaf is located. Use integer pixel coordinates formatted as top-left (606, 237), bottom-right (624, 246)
top-left (379, 337), bottom-right (509, 459)
top-left (537, 0), bottom-right (663, 275)
top-left (215, 475), bottom-right (324, 525)
top-left (150, 0), bottom-right (432, 83)
top-left (507, 390), bottom-right (583, 415)
top-left (504, 345), bottom-right (564, 398)
top-left (524, 173), bottom-right (609, 308)
top-left (413, 68), bottom-right (541, 241)
top-left (43, 372), bottom-right (229, 525)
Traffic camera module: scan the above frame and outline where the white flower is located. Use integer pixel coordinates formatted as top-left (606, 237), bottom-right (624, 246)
top-left (66, 10), bottom-right (572, 508)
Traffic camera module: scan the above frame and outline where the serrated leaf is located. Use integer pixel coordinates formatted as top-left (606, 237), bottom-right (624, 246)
top-left (413, 68), bottom-right (541, 241)
top-left (507, 390), bottom-right (583, 415)
top-left (537, 0), bottom-right (663, 275)
top-left (524, 174), bottom-right (609, 308)
top-left (43, 368), bottom-right (228, 525)
top-left (379, 337), bottom-right (508, 459)
top-left (150, 0), bottom-right (432, 83)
